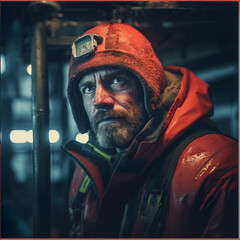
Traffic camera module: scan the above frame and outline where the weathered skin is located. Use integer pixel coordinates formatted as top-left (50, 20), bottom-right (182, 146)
top-left (78, 68), bottom-right (148, 150)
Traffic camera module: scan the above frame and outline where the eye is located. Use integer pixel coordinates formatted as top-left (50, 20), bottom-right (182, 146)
top-left (110, 76), bottom-right (128, 90)
top-left (81, 85), bottom-right (96, 96)
top-left (113, 77), bottom-right (126, 84)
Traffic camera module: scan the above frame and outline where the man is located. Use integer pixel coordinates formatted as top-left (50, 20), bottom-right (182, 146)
top-left (63, 23), bottom-right (238, 237)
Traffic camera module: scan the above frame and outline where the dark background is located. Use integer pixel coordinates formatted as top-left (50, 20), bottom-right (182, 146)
top-left (1, 1), bottom-right (238, 237)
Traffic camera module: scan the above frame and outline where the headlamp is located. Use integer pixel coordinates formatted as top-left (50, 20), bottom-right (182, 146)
top-left (72, 33), bottom-right (103, 59)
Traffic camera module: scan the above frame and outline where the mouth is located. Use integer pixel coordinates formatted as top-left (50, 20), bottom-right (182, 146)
top-left (97, 117), bottom-right (123, 127)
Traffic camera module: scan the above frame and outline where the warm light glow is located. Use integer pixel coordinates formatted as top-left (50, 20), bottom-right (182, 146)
top-left (27, 64), bottom-right (32, 75)
top-left (27, 130), bottom-right (33, 143)
top-left (10, 130), bottom-right (28, 143)
top-left (10, 129), bottom-right (60, 143)
top-left (49, 130), bottom-right (60, 143)
top-left (76, 133), bottom-right (89, 144)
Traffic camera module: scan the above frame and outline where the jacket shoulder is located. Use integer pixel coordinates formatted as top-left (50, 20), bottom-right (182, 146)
top-left (164, 133), bottom-right (238, 237)
top-left (173, 133), bottom-right (237, 191)
top-left (180, 133), bottom-right (237, 171)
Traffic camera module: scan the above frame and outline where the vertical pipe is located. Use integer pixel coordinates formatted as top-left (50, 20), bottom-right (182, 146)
top-left (31, 20), bottom-right (51, 237)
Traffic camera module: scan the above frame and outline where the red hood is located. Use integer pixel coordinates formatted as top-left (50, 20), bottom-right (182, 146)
top-left (134, 66), bottom-right (213, 164)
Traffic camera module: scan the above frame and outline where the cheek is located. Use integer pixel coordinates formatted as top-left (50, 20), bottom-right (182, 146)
top-left (83, 99), bottom-right (94, 120)
top-left (116, 94), bottom-right (141, 113)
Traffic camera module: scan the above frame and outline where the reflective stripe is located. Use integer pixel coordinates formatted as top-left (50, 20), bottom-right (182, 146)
top-left (147, 190), bottom-right (163, 206)
top-left (88, 143), bottom-right (112, 165)
top-left (79, 175), bottom-right (91, 193)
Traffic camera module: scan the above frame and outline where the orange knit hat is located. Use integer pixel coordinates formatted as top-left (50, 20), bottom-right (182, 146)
top-left (68, 23), bottom-right (166, 133)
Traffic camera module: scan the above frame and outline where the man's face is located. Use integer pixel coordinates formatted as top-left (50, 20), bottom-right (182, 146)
top-left (78, 68), bottom-right (148, 150)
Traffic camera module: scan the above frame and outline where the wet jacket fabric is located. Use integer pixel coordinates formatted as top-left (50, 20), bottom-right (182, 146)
top-left (63, 66), bottom-right (238, 238)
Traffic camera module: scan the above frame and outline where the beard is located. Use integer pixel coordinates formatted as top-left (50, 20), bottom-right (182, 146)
top-left (90, 107), bottom-right (148, 149)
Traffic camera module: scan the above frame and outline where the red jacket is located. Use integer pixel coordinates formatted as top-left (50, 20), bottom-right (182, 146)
top-left (64, 66), bottom-right (238, 237)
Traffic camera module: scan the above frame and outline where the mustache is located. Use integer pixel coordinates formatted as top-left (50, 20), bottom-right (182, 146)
top-left (93, 110), bottom-right (128, 127)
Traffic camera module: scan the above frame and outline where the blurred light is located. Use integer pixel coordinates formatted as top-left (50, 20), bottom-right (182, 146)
top-left (19, 76), bottom-right (32, 98)
top-left (10, 130), bottom-right (28, 143)
top-left (1, 54), bottom-right (6, 74)
top-left (12, 100), bottom-right (31, 118)
top-left (27, 64), bottom-right (32, 75)
top-left (27, 130), bottom-right (33, 143)
top-left (10, 129), bottom-right (60, 143)
top-left (11, 154), bottom-right (29, 183)
top-left (162, 22), bottom-right (174, 28)
top-left (49, 130), bottom-right (60, 143)
top-left (76, 133), bottom-right (89, 144)
top-left (196, 64), bottom-right (238, 83)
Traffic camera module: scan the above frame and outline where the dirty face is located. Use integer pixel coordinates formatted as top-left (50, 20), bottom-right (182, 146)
top-left (78, 67), bottom-right (148, 150)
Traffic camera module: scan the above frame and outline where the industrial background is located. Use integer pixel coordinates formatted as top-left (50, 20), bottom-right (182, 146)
top-left (1, 1), bottom-right (238, 238)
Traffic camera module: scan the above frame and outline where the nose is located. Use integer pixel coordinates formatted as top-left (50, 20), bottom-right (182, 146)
top-left (93, 84), bottom-right (114, 110)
